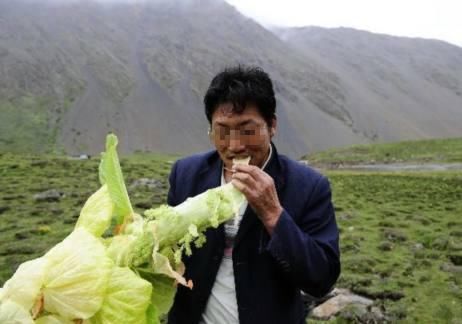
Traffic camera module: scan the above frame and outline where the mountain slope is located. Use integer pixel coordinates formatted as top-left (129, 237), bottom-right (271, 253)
top-left (275, 26), bottom-right (462, 143)
top-left (1, 1), bottom-right (462, 157)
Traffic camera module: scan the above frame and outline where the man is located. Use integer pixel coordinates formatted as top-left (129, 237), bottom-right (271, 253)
top-left (167, 66), bottom-right (340, 324)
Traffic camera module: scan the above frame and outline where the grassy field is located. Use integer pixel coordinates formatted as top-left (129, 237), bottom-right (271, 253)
top-left (325, 170), bottom-right (462, 323)
top-left (0, 152), bottom-right (176, 284)
top-left (1, 138), bottom-right (462, 323)
top-left (303, 137), bottom-right (462, 165)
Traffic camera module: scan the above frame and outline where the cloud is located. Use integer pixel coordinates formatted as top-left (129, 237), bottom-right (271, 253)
top-left (225, 0), bottom-right (462, 46)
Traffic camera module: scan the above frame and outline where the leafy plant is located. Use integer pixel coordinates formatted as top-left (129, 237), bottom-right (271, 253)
top-left (0, 134), bottom-right (245, 323)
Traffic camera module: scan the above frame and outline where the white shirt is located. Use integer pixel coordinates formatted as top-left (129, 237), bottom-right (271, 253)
top-left (201, 145), bottom-right (273, 324)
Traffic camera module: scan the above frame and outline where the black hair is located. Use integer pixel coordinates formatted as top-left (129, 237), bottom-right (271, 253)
top-left (204, 65), bottom-right (276, 126)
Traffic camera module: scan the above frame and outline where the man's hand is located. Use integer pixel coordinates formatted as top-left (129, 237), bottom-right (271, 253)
top-left (231, 164), bottom-right (283, 235)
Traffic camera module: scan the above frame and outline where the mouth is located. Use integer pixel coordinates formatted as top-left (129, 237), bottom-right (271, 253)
top-left (232, 156), bottom-right (251, 165)
top-left (227, 155), bottom-right (250, 161)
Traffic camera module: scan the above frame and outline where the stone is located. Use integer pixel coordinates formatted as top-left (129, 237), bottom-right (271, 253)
top-left (338, 304), bottom-right (368, 321)
top-left (310, 289), bottom-right (373, 320)
top-left (129, 178), bottom-right (162, 191)
top-left (383, 228), bottom-right (408, 242)
top-left (338, 213), bottom-right (353, 221)
top-left (33, 189), bottom-right (64, 202)
top-left (413, 243), bottom-right (424, 251)
top-left (440, 263), bottom-right (462, 274)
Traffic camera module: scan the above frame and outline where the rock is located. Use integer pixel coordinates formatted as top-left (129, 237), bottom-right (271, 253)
top-left (33, 189), bottom-right (64, 202)
top-left (338, 213), bottom-right (353, 221)
top-left (364, 306), bottom-right (386, 322)
top-left (310, 289), bottom-right (373, 320)
top-left (129, 178), bottom-right (162, 191)
top-left (412, 243), bottom-right (425, 258)
top-left (302, 288), bottom-right (346, 313)
top-left (339, 304), bottom-right (387, 323)
top-left (440, 263), bottom-right (462, 273)
top-left (383, 228), bottom-right (408, 242)
top-left (413, 243), bottom-right (424, 251)
top-left (338, 304), bottom-right (369, 321)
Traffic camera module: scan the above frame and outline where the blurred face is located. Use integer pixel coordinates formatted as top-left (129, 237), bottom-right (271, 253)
top-left (209, 103), bottom-right (276, 170)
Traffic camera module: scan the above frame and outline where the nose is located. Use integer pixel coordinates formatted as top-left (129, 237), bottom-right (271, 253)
top-left (228, 137), bottom-right (246, 153)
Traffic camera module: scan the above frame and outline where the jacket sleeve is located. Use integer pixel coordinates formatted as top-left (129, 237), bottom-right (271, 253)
top-left (265, 175), bottom-right (340, 298)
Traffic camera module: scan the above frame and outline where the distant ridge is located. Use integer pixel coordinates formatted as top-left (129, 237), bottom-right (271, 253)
top-left (1, 0), bottom-right (462, 157)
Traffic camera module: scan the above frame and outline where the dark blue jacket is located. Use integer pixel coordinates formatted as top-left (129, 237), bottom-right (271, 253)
top-left (167, 145), bottom-right (340, 324)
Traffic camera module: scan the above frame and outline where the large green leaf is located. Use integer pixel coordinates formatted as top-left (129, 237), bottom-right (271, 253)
top-left (75, 184), bottom-right (114, 237)
top-left (99, 134), bottom-right (133, 225)
top-left (42, 228), bottom-right (113, 320)
top-left (0, 300), bottom-right (34, 324)
top-left (0, 257), bottom-right (47, 310)
top-left (90, 267), bottom-right (152, 324)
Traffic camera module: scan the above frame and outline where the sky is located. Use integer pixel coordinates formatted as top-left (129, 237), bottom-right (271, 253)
top-left (224, 0), bottom-right (462, 46)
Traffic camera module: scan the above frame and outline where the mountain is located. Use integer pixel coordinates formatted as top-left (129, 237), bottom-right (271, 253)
top-left (1, 0), bottom-right (461, 158)
top-left (274, 26), bottom-right (462, 143)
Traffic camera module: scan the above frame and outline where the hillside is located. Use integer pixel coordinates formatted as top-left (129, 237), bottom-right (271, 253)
top-left (1, 1), bottom-right (462, 158)
top-left (275, 26), bottom-right (462, 145)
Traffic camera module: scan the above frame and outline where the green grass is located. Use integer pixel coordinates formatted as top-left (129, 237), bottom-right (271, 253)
top-left (326, 170), bottom-right (462, 322)
top-left (303, 137), bottom-right (462, 165)
top-left (0, 97), bottom-right (56, 153)
top-left (0, 152), bottom-right (175, 285)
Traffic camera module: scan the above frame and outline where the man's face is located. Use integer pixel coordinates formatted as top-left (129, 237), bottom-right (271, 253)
top-left (210, 103), bottom-right (276, 170)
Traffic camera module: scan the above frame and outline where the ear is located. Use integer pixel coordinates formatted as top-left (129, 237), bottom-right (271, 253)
top-left (269, 116), bottom-right (277, 137)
